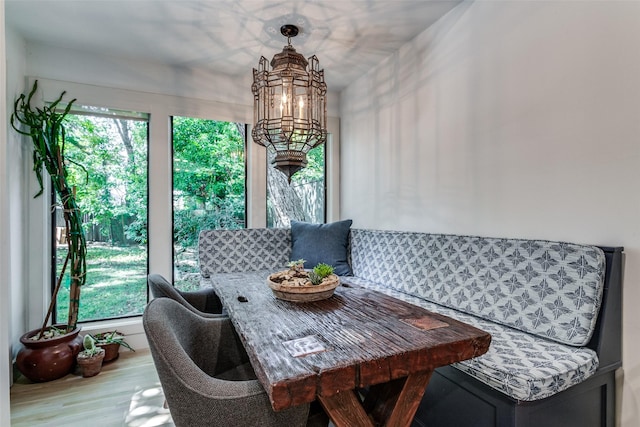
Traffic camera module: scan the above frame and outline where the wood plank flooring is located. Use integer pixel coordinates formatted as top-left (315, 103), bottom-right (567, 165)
top-left (10, 348), bottom-right (174, 426)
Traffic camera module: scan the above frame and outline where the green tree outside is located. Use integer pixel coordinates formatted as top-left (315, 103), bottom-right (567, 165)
top-left (56, 112), bottom-right (149, 322)
top-left (172, 117), bottom-right (246, 289)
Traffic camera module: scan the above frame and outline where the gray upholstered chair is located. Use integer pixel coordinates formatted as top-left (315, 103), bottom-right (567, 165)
top-left (143, 297), bottom-right (310, 427)
top-left (147, 273), bottom-right (224, 317)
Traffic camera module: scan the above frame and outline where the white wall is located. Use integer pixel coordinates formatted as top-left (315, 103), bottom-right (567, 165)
top-left (1, 2), bottom-right (9, 424)
top-left (340, 1), bottom-right (640, 425)
top-left (4, 13), bottom-right (27, 356)
top-left (3, 12), bottom-right (29, 427)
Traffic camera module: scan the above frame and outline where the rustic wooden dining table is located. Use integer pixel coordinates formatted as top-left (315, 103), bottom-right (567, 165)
top-left (206, 270), bottom-right (491, 427)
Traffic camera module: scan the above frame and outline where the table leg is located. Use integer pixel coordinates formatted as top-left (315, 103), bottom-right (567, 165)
top-left (318, 389), bottom-right (374, 427)
top-left (363, 370), bottom-right (434, 427)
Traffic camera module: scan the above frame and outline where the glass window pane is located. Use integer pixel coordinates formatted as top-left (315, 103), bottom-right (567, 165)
top-left (267, 144), bottom-right (325, 227)
top-left (56, 110), bottom-right (149, 323)
top-left (172, 117), bottom-right (246, 290)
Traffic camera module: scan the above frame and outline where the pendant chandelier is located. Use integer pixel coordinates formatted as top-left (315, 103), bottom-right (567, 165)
top-left (252, 24), bottom-right (327, 182)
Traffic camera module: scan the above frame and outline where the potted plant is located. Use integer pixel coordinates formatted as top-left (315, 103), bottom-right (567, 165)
top-left (12, 80), bottom-right (88, 382)
top-left (76, 335), bottom-right (105, 377)
top-left (92, 331), bottom-right (135, 363)
top-left (267, 260), bottom-right (339, 302)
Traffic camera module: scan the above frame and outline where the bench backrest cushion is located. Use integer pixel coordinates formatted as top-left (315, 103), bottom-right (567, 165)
top-left (199, 228), bottom-right (291, 277)
top-left (350, 229), bottom-right (606, 347)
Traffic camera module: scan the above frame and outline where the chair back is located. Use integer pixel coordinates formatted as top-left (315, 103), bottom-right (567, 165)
top-left (148, 273), bottom-right (185, 300)
top-left (148, 273), bottom-right (186, 300)
top-left (148, 273), bottom-right (221, 316)
top-left (143, 298), bottom-right (309, 427)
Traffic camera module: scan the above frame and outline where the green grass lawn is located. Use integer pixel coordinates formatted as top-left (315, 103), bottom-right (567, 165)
top-left (56, 243), bottom-right (148, 323)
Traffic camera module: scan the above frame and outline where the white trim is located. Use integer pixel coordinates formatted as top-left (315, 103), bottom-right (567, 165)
top-left (326, 117), bottom-right (341, 223)
top-left (148, 108), bottom-right (172, 278)
top-left (246, 123), bottom-right (268, 228)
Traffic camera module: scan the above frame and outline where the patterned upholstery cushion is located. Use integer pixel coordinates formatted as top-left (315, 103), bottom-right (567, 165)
top-left (342, 277), bottom-right (599, 402)
top-left (349, 229), bottom-right (605, 347)
top-left (198, 228), bottom-right (291, 277)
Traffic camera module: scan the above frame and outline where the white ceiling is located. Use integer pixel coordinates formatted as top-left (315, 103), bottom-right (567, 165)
top-left (6, 0), bottom-right (461, 91)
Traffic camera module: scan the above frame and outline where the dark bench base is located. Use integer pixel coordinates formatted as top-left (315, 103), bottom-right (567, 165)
top-left (412, 365), bottom-right (617, 427)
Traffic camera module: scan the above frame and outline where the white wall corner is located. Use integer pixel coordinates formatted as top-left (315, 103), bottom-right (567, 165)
top-left (1, 1), bottom-right (12, 424)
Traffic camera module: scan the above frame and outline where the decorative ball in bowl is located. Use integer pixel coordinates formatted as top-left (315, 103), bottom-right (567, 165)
top-left (267, 261), bottom-right (339, 302)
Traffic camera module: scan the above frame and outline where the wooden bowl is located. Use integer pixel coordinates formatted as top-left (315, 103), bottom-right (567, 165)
top-left (267, 272), bottom-right (340, 302)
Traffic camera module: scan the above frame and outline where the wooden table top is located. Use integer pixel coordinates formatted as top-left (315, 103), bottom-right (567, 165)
top-left (207, 270), bottom-right (491, 411)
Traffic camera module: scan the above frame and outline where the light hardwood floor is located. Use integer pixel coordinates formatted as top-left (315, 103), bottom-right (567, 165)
top-left (10, 348), bottom-right (174, 426)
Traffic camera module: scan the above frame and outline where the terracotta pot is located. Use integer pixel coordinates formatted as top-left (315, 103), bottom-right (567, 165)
top-left (77, 350), bottom-right (105, 377)
top-left (16, 326), bottom-right (83, 382)
top-left (97, 342), bottom-right (121, 363)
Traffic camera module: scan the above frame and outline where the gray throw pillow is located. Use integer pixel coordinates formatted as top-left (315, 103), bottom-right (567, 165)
top-left (290, 219), bottom-right (353, 276)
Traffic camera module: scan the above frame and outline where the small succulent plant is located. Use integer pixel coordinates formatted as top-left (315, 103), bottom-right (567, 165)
top-left (313, 263), bottom-right (334, 278)
top-left (308, 271), bottom-right (323, 285)
top-left (287, 259), bottom-right (306, 273)
top-left (80, 334), bottom-right (104, 357)
top-left (92, 330), bottom-right (135, 352)
top-left (309, 263), bottom-right (335, 285)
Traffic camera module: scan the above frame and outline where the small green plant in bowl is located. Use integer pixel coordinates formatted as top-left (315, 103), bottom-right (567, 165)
top-left (309, 263), bottom-right (335, 285)
top-left (268, 261), bottom-right (339, 302)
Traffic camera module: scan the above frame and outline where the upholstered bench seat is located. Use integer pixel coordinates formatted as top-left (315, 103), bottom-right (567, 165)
top-left (198, 226), bottom-right (623, 427)
top-left (341, 276), bottom-right (599, 402)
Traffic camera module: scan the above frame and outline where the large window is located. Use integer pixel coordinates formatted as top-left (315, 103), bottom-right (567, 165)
top-left (55, 107), bottom-right (149, 323)
top-left (172, 117), bottom-right (246, 290)
top-left (267, 144), bottom-right (325, 227)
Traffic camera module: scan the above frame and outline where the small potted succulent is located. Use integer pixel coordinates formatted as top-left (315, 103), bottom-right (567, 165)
top-left (267, 260), bottom-right (339, 302)
top-left (92, 331), bottom-right (135, 363)
top-left (76, 335), bottom-right (105, 377)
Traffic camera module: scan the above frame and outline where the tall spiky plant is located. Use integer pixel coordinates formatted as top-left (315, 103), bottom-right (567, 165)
top-left (11, 80), bottom-right (87, 336)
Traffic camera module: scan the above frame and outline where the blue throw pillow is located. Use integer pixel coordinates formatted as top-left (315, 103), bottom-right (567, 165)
top-left (290, 219), bottom-right (353, 276)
